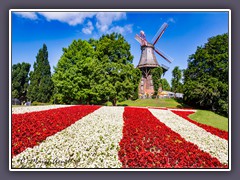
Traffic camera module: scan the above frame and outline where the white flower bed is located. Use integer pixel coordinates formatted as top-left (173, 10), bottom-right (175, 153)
top-left (149, 109), bottom-right (228, 164)
top-left (12, 105), bottom-right (75, 114)
top-left (12, 106), bottom-right (124, 168)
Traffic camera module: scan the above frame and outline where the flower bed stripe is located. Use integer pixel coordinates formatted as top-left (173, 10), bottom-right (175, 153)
top-left (12, 105), bottom-right (75, 114)
top-left (12, 105), bottom-right (100, 157)
top-left (12, 106), bottom-right (124, 168)
top-left (118, 107), bottom-right (227, 168)
top-left (149, 109), bottom-right (228, 165)
top-left (170, 110), bottom-right (228, 140)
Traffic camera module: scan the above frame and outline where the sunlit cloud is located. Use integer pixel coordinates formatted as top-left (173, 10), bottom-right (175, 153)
top-left (13, 11), bottom-right (132, 35)
top-left (95, 12), bottom-right (126, 32)
top-left (82, 21), bottom-right (94, 35)
top-left (14, 12), bottom-right (38, 20)
top-left (167, 17), bottom-right (176, 23)
top-left (107, 24), bottom-right (133, 35)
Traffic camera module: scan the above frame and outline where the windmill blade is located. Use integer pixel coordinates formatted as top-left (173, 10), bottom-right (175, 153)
top-left (155, 47), bottom-right (173, 63)
top-left (135, 34), bottom-right (147, 46)
top-left (161, 64), bottom-right (169, 70)
top-left (135, 34), bottom-right (143, 44)
top-left (151, 23), bottom-right (168, 45)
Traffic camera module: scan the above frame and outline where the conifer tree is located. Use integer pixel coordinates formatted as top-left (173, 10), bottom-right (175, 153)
top-left (27, 44), bottom-right (53, 102)
top-left (12, 62), bottom-right (31, 103)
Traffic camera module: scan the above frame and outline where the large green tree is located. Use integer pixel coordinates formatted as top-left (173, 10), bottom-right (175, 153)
top-left (27, 44), bottom-right (53, 103)
top-left (160, 78), bottom-right (171, 91)
top-left (94, 33), bottom-right (141, 105)
top-left (12, 62), bottom-right (31, 103)
top-left (52, 39), bottom-right (96, 104)
top-left (171, 66), bottom-right (182, 94)
top-left (53, 33), bottom-right (141, 105)
top-left (183, 33), bottom-right (228, 116)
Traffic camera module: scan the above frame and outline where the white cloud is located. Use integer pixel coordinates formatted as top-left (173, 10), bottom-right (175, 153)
top-left (107, 24), bottom-right (133, 35)
top-left (14, 12), bottom-right (38, 20)
top-left (96, 12), bottom-right (126, 32)
top-left (14, 12), bottom-right (130, 35)
top-left (82, 21), bottom-right (94, 34)
top-left (38, 12), bottom-right (96, 26)
top-left (167, 17), bottom-right (175, 23)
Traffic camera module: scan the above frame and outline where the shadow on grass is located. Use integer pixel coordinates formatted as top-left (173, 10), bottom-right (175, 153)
top-left (117, 104), bottom-right (128, 107)
top-left (175, 98), bottom-right (193, 109)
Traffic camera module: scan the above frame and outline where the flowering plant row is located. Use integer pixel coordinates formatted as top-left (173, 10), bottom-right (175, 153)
top-left (12, 106), bottom-right (228, 169)
top-left (118, 107), bottom-right (228, 168)
top-left (171, 110), bottom-right (228, 140)
top-left (12, 107), bottom-right (124, 168)
top-left (149, 109), bottom-right (228, 165)
top-left (12, 105), bottom-right (100, 156)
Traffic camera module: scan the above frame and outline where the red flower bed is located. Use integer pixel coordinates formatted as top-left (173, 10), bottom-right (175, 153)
top-left (12, 105), bottom-right (100, 157)
top-left (171, 110), bottom-right (228, 140)
top-left (118, 107), bottom-right (227, 168)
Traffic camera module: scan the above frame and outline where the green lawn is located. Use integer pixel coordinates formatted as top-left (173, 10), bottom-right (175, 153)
top-left (189, 110), bottom-right (228, 132)
top-left (107, 99), bottom-right (228, 132)
top-left (107, 98), bottom-right (190, 108)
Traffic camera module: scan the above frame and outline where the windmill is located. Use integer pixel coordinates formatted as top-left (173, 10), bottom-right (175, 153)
top-left (135, 22), bottom-right (173, 98)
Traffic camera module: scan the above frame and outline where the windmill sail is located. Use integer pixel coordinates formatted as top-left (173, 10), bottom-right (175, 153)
top-left (135, 34), bottom-right (147, 46)
top-left (151, 23), bottom-right (168, 45)
top-left (154, 47), bottom-right (173, 63)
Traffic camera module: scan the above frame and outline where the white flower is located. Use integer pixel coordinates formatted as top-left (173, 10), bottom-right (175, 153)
top-left (149, 109), bottom-right (228, 164)
top-left (12, 106), bottom-right (124, 168)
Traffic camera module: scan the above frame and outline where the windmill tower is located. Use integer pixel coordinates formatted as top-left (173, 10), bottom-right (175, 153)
top-left (135, 22), bottom-right (173, 98)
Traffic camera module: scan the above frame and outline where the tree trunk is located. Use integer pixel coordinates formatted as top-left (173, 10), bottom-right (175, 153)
top-left (112, 98), bottom-right (117, 106)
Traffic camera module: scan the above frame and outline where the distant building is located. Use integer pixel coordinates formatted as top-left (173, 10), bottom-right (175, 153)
top-left (159, 91), bottom-right (183, 99)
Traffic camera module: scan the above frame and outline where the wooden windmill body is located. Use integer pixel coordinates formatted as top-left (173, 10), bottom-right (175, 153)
top-left (135, 23), bottom-right (173, 98)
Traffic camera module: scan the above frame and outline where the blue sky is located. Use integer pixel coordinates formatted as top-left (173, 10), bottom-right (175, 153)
top-left (11, 10), bottom-right (229, 85)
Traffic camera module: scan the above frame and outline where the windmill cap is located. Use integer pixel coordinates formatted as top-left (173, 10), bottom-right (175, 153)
top-left (140, 30), bottom-right (145, 35)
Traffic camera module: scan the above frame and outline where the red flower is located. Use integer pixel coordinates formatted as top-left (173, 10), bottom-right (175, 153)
top-left (118, 107), bottom-right (228, 168)
top-left (12, 105), bottom-right (100, 157)
top-left (171, 110), bottom-right (228, 140)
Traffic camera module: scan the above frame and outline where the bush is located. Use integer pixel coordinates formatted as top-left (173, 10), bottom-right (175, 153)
top-left (32, 101), bottom-right (52, 106)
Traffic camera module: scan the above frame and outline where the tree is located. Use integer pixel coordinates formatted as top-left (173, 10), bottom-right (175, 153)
top-left (12, 62), bottom-right (31, 103)
top-left (160, 78), bottom-right (171, 91)
top-left (27, 44), bottom-right (53, 103)
top-left (183, 33), bottom-right (228, 116)
top-left (94, 33), bottom-right (141, 105)
top-left (171, 66), bottom-right (182, 94)
top-left (151, 67), bottom-right (163, 97)
top-left (52, 33), bottom-right (141, 106)
top-left (52, 39), bottom-right (97, 104)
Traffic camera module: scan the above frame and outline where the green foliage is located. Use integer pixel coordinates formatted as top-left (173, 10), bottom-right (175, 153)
top-left (151, 67), bottom-right (163, 96)
top-left (171, 66), bottom-right (182, 93)
top-left (183, 33), bottom-right (228, 116)
top-left (27, 44), bottom-right (54, 103)
top-left (52, 33), bottom-right (141, 105)
top-left (32, 101), bottom-right (53, 106)
top-left (52, 39), bottom-right (96, 104)
top-left (12, 62), bottom-right (31, 102)
top-left (160, 78), bottom-right (171, 91)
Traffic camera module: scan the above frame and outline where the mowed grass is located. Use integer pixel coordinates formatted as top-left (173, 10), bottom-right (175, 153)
top-left (107, 98), bottom-right (228, 132)
top-left (189, 110), bottom-right (228, 132)
top-left (109, 98), bottom-right (190, 108)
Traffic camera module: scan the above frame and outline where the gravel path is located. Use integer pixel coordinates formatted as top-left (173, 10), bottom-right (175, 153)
top-left (12, 105), bottom-right (75, 114)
